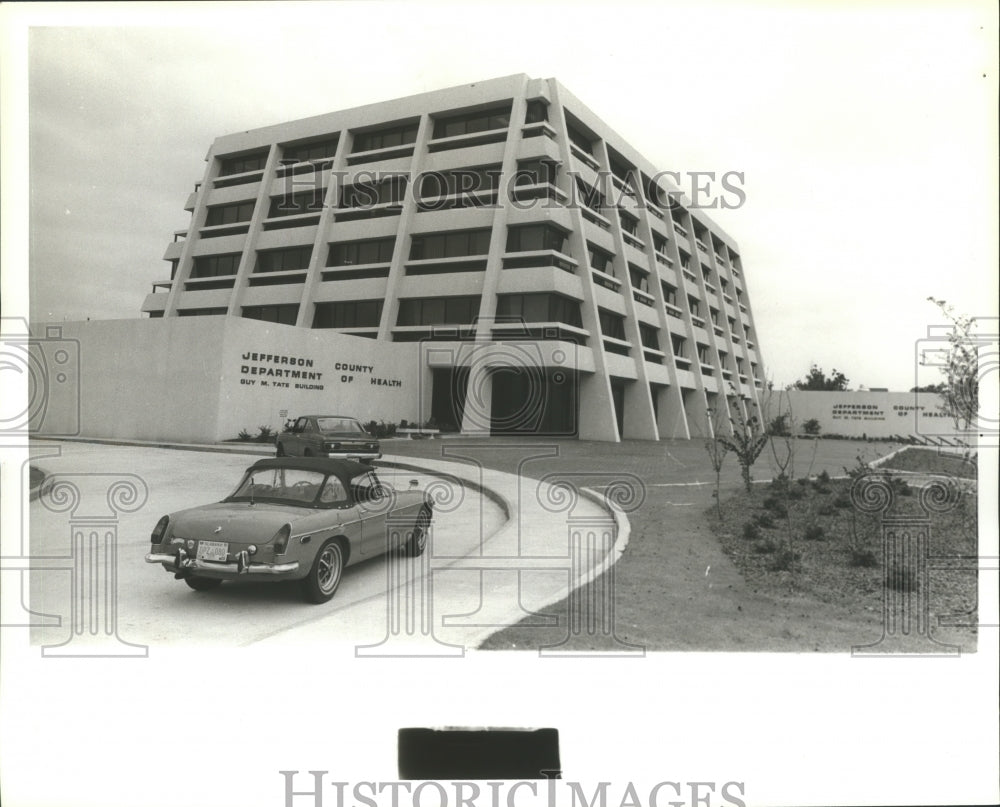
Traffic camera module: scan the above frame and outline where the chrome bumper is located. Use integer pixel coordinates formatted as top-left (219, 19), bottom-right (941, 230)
top-left (145, 549), bottom-right (299, 576)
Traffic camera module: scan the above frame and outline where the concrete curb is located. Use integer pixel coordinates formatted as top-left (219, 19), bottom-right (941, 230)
top-left (376, 457), bottom-right (511, 521)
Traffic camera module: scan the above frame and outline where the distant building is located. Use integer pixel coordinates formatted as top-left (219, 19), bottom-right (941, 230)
top-left (142, 74), bottom-right (765, 441)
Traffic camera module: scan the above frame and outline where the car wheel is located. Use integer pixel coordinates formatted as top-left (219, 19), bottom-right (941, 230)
top-left (404, 506), bottom-right (432, 557)
top-left (185, 576), bottom-right (222, 592)
top-left (275, 442), bottom-right (286, 456)
top-left (302, 538), bottom-right (344, 603)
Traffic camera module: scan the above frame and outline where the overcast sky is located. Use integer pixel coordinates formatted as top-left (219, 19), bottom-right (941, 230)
top-left (5, 1), bottom-right (998, 390)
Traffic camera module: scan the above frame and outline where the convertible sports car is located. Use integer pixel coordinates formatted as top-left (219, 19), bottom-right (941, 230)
top-left (145, 457), bottom-right (432, 603)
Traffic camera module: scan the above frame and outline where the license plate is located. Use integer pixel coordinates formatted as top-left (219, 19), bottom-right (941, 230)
top-left (196, 541), bottom-right (229, 562)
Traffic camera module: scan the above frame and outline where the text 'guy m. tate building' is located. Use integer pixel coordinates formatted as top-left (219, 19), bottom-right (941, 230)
top-left (141, 74), bottom-right (766, 442)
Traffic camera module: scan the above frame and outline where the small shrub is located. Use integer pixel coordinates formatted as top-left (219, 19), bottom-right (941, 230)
top-left (811, 481), bottom-right (831, 494)
top-left (804, 525), bottom-right (825, 541)
top-left (844, 454), bottom-right (873, 480)
top-left (796, 477), bottom-right (810, 487)
top-left (754, 538), bottom-right (779, 554)
top-left (889, 476), bottom-right (913, 497)
top-left (364, 420), bottom-right (398, 439)
top-left (753, 512), bottom-right (775, 529)
top-left (768, 548), bottom-right (800, 571)
top-left (787, 486), bottom-right (805, 501)
top-left (255, 426), bottom-right (274, 443)
top-left (803, 418), bottom-right (822, 436)
top-left (818, 469), bottom-right (831, 484)
top-left (743, 522), bottom-right (763, 541)
top-left (834, 494), bottom-right (852, 509)
top-left (769, 474), bottom-right (790, 492)
top-left (769, 414), bottom-right (790, 437)
top-left (817, 503), bottom-right (835, 516)
top-left (237, 428), bottom-right (253, 441)
top-left (850, 549), bottom-right (879, 568)
top-left (762, 496), bottom-right (788, 517)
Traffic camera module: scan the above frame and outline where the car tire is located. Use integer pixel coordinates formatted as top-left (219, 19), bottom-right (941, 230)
top-left (185, 576), bottom-right (223, 592)
top-left (302, 538), bottom-right (344, 603)
top-left (275, 442), bottom-right (286, 456)
top-left (404, 506), bottom-right (432, 557)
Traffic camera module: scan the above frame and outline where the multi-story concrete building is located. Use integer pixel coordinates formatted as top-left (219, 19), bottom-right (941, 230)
top-left (142, 74), bottom-right (765, 441)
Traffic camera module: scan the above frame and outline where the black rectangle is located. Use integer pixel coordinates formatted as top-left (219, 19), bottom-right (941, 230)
top-left (398, 728), bottom-right (560, 780)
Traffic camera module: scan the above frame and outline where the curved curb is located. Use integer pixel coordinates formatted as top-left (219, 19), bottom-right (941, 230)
top-left (380, 454), bottom-right (633, 651)
top-left (375, 457), bottom-right (511, 521)
top-left (465, 486), bottom-right (633, 651)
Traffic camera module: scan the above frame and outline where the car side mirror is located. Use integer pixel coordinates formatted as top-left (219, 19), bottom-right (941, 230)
top-left (409, 479), bottom-right (419, 489)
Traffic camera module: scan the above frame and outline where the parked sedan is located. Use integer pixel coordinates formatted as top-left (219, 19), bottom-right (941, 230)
top-left (276, 415), bottom-right (381, 463)
top-left (145, 457), bottom-right (432, 603)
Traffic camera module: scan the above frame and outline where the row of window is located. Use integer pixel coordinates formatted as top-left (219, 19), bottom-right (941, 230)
top-left (216, 100), bottom-right (543, 177)
top-left (174, 296), bottom-right (753, 371)
top-left (211, 107), bottom-right (742, 263)
top-left (203, 174), bottom-right (739, 270)
top-left (187, 230), bottom-right (749, 314)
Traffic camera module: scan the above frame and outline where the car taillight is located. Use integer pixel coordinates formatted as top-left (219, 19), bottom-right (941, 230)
top-left (150, 515), bottom-right (170, 544)
top-left (272, 524), bottom-right (291, 555)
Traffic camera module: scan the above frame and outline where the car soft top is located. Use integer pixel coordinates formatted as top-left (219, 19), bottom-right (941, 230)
top-left (247, 456), bottom-right (373, 485)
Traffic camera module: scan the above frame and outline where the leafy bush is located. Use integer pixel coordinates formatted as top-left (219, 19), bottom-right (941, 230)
top-left (743, 522), bottom-right (763, 540)
top-left (888, 476), bottom-right (913, 497)
top-left (817, 503), bottom-right (835, 516)
top-left (818, 469), bottom-right (831, 483)
top-left (753, 512), bottom-right (775, 529)
top-left (787, 486), bottom-right (805, 501)
top-left (803, 418), bottom-right (822, 436)
top-left (834, 494), bottom-right (852, 509)
top-left (753, 538), bottom-right (779, 554)
top-left (769, 474), bottom-right (789, 491)
top-left (364, 420), bottom-right (397, 438)
top-left (767, 548), bottom-right (800, 571)
top-left (255, 426), bottom-right (275, 443)
top-left (796, 477), bottom-right (810, 487)
top-left (804, 525), bottom-right (825, 541)
top-left (768, 413), bottom-right (790, 437)
top-left (237, 428), bottom-right (253, 441)
top-left (762, 496), bottom-right (788, 517)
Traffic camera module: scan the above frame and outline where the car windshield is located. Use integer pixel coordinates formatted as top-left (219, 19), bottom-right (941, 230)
top-left (228, 468), bottom-right (345, 506)
top-left (316, 417), bottom-right (366, 435)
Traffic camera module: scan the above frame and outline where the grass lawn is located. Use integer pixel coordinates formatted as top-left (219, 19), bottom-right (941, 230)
top-left (878, 445), bottom-right (977, 479)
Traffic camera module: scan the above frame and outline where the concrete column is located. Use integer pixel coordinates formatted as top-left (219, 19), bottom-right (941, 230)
top-left (548, 83), bottom-right (619, 442)
top-left (295, 137), bottom-right (352, 327)
top-left (162, 148), bottom-right (225, 316)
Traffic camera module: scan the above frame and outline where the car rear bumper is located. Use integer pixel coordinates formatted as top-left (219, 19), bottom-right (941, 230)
top-left (145, 549), bottom-right (299, 576)
top-left (326, 451), bottom-right (381, 461)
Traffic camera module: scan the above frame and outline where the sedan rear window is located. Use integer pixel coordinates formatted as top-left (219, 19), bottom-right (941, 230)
top-left (230, 468), bottom-right (329, 504)
top-left (316, 417), bottom-right (366, 434)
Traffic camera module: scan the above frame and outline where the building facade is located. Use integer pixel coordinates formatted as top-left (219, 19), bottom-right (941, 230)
top-left (142, 74), bottom-right (766, 441)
